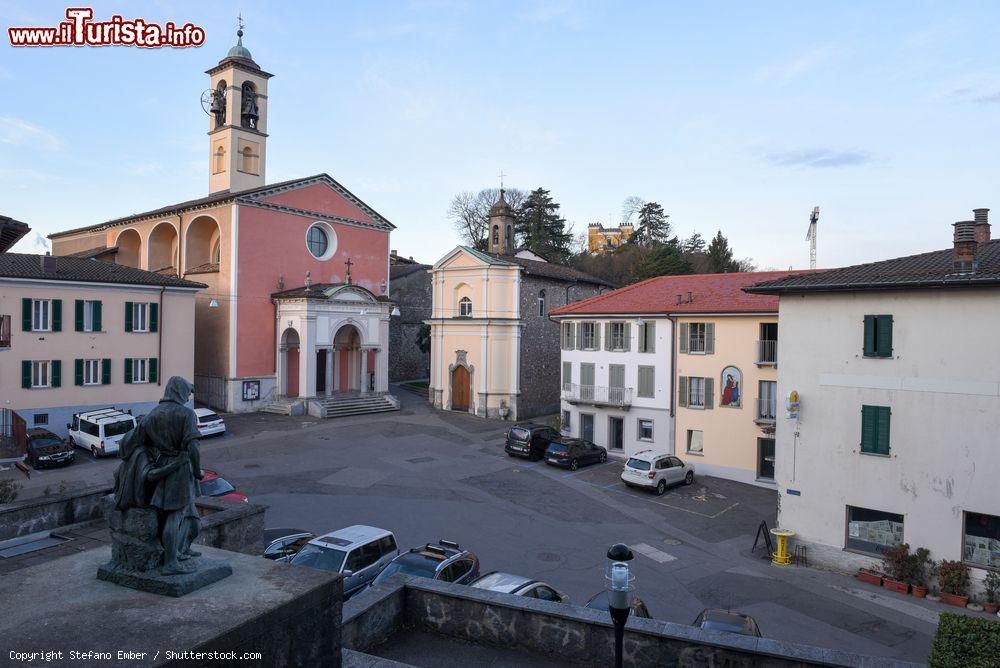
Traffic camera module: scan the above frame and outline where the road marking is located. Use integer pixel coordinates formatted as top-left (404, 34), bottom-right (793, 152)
top-left (632, 543), bottom-right (677, 563)
top-left (563, 461), bottom-right (614, 477)
top-left (828, 584), bottom-right (941, 625)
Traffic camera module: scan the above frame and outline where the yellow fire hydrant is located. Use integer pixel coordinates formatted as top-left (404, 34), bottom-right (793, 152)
top-left (770, 528), bottom-right (795, 566)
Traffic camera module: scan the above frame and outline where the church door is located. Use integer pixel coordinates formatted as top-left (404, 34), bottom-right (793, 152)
top-left (451, 366), bottom-right (470, 412)
top-left (316, 349), bottom-right (327, 394)
top-left (286, 347), bottom-right (299, 397)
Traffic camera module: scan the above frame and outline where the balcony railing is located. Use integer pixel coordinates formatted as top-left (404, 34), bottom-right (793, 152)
top-left (756, 339), bottom-right (777, 365)
top-left (755, 396), bottom-right (777, 423)
top-left (562, 383), bottom-right (633, 408)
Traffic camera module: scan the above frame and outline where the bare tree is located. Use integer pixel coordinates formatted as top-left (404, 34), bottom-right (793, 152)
top-left (621, 195), bottom-right (646, 227)
top-left (447, 188), bottom-right (528, 250)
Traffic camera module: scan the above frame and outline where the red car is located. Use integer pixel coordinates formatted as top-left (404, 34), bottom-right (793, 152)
top-left (199, 469), bottom-right (248, 503)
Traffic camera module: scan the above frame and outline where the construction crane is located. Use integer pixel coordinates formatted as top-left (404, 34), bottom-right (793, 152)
top-left (806, 206), bottom-right (819, 269)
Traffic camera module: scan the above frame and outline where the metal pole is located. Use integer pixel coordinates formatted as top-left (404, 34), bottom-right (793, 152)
top-left (609, 605), bottom-right (629, 668)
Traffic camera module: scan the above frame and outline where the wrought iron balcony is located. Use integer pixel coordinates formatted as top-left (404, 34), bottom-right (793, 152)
top-left (755, 396), bottom-right (777, 424)
top-left (562, 383), bottom-right (633, 409)
top-left (756, 339), bottom-right (777, 366)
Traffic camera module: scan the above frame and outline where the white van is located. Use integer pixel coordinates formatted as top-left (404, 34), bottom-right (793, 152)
top-left (67, 408), bottom-right (137, 458)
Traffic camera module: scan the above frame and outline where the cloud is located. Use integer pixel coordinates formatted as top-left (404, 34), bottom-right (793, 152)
top-left (0, 116), bottom-right (61, 151)
top-left (519, 0), bottom-right (586, 28)
top-left (752, 46), bottom-right (838, 84)
top-left (764, 148), bottom-right (874, 169)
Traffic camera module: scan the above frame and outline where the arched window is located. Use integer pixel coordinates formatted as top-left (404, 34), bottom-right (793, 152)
top-left (241, 81), bottom-right (259, 129)
top-left (492, 225), bottom-right (499, 246)
top-left (214, 146), bottom-right (226, 174)
top-left (459, 297), bottom-right (472, 318)
top-left (241, 146), bottom-right (256, 174)
top-left (506, 224), bottom-right (513, 252)
top-left (212, 80), bottom-right (227, 128)
top-left (537, 290), bottom-right (546, 317)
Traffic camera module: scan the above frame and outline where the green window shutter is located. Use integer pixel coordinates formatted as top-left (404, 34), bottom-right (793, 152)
top-left (51, 299), bottom-right (62, 332)
top-left (876, 406), bottom-right (891, 454)
top-left (561, 324), bottom-right (569, 350)
top-left (704, 377), bottom-right (714, 409)
top-left (638, 367), bottom-right (654, 398)
top-left (638, 323), bottom-right (646, 352)
top-left (646, 322), bottom-right (655, 353)
top-left (574, 323), bottom-right (581, 350)
top-left (74, 359), bottom-right (84, 386)
top-left (679, 323), bottom-right (689, 353)
top-left (149, 358), bottom-right (158, 383)
top-left (124, 358), bottom-right (133, 384)
top-left (876, 315), bottom-right (893, 358)
top-left (863, 315), bottom-right (875, 357)
top-left (124, 302), bottom-right (133, 332)
top-left (21, 360), bottom-right (31, 388)
top-left (562, 361), bottom-right (571, 388)
top-left (593, 322), bottom-right (600, 350)
top-left (93, 301), bottom-right (102, 332)
top-left (609, 365), bottom-right (625, 389)
top-left (75, 300), bottom-right (84, 332)
top-left (102, 358), bottom-right (111, 385)
top-left (860, 405), bottom-right (876, 453)
top-left (678, 376), bottom-right (688, 407)
top-left (22, 298), bottom-right (32, 331)
top-left (705, 323), bottom-right (715, 354)
top-left (622, 323), bottom-right (631, 352)
top-left (51, 360), bottom-right (61, 388)
top-left (149, 303), bottom-right (159, 332)
top-left (604, 323), bottom-right (611, 351)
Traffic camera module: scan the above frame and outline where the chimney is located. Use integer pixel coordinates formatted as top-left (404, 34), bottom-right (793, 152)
top-left (676, 294), bottom-right (682, 305)
top-left (40, 252), bottom-right (56, 273)
top-left (973, 208), bottom-right (991, 243)
top-left (687, 291), bottom-right (693, 303)
top-left (390, 249), bottom-right (398, 260)
top-left (953, 220), bottom-right (977, 272)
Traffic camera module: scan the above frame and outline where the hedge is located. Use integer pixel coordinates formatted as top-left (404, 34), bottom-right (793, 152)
top-left (929, 612), bottom-right (1000, 667)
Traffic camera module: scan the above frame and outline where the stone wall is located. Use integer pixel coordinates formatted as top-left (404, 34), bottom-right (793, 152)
top-left (196, 497), bottom-right (267, 555)
top-left (0, 482), bottom-right (109, 541)
top-left (388, 265), bottom-right (432, 382)
top-left (517, 276), bottom-right (605, 419)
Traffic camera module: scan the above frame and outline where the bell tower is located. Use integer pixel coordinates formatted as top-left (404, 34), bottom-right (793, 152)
top-left (487, 189), bottom-right (515, 255)
top-left (205, 22), bottom-right (272, 194)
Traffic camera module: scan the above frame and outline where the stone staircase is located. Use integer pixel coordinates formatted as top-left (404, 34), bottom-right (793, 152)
top-left (314, 393), bottom-right (399, 419)
top-left (260, 397), bottom-right (301, 416)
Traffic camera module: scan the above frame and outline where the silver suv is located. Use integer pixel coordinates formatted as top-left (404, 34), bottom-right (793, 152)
top-left (288, 525), bottom-right (398, 599)
top-left (621, 450), bottom-right (695, 495)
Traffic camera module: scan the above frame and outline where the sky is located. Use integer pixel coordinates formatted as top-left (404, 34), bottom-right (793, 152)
top-left (2, 1), bottom-right (1000, 270)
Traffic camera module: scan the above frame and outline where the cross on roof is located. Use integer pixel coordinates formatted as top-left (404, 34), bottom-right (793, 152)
top-left (237, 13), bottom-right (245, 32)
top-left (498, 170), bottom-right (506, 190)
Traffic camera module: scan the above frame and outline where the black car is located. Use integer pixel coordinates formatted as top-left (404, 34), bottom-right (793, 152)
top-left (585, 590), bottom-right (652, 619)
top-left (504, 423), bottom-right (560, 460)
top-left (262, 528), bottom-right (316, 560)
top-left (692, 609), bottom-right (762, 637)
top-left (370, 540), bottom-right (480, 588)
top-left (544, 438), bottom-right (607, 471)
top-left (26, 428), bottom-right (75, 469)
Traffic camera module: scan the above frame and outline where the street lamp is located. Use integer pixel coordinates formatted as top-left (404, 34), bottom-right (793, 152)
top-left (605, 543), bottom-right (635, 668)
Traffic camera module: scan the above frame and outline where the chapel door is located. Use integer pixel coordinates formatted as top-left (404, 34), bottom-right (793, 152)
top-left (452, 366), bottom-right (470, 411)
top-left (286, 346), bottom-right (299, 397)
top-left (316, 350), bottom-right (327, 394)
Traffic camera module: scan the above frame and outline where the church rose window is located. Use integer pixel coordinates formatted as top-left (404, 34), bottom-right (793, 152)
top-left (307, 224), bottom-right (330, 259)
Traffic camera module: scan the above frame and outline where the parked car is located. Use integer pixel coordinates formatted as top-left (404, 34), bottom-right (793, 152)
top-left (692, 609), bottom-right (762, 637)
top-left (262, 528), bottom-right (315, 560)
top-left (66, 408), bottom-right (137, 458)
top-left (199, 469), bottom-right (248, 503)
top-left (289, 526), bottom-right (398, 599)
top-left (370, 540), bottom-right (480, 588)
top-left (26, 428), bottom-right (75, 469)
top-left (504, 423), bottom-right (560, 460)
top-left (470, 572), bottom-right (569, 602)
top-left (621, 450), bottom-right (695, 495)
top-left (195, 408), bottom-right (226, 438)
top-left (584, 590), bottom-right (652, 619)
top-left (544, 438), bottom-right (607, 471)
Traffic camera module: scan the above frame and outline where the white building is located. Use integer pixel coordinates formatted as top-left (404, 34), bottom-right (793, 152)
top-left (747, 209), bottom-right (1000, 587)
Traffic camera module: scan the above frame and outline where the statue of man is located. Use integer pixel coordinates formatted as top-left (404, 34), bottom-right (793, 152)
top-left (138, 377), bottom-right (204, 575)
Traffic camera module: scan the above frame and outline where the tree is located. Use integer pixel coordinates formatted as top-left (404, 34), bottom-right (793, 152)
top-left (448, 188), bottom-right (527, 251)
top-left (632, 239), bottom-right (693, 281)
top-left (706, 230), bottom-right (756, 273)
top-left (516, 188), bottom-right (574, 263)
top-left (629, 202), bottom-right (671, 246)
top-left (683, 232), bottom-right (706, 253)
top-left (620, 196), bottom-right (646, 227)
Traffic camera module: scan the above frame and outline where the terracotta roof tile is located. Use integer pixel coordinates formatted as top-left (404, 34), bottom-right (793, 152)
top-left (0, 253), bottom-right (206, 289)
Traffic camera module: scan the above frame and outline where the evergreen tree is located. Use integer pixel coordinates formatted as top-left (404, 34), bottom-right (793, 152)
top-left (629, 202), bottom-right (671, 246)
top-left (632, 239), bottom-right (693, 281)
top-left (706, 230), bottom-right (736, 272)
top-left (515, 188), bottom-right (574, 263)
top-left (683, 232), bottom-right (706, 253)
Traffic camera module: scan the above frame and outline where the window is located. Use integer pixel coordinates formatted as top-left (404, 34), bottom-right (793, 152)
top-left (638, 320), bottom-right (656, 353)
top-left (241, 146), bottom-right (256, 174)
top-left (133, 358), bottom-right (148, 384)
top-left (689, 323), bottom-right (706, 352)
top-left (492, 225), bottom-right (499, 245)
top-left (76, 300), bottom-right (102, 332)
top-left (963, 512), bottom-right (1000, 570)
top-left (757, 438), bottom-right (775, 480)
top-left (562, 361), bottom-right (572, 391)
top-left (846, 506), bottom-right (904, 555)
top-left (689, 377), bottom-right (705, 408)
top-left (638, 419), bottom-right (653, 441)
top-left (678, 376), bottom-right (713, 409)
top-left (860, 405), bottom-right (891, 455)
top-left (128, 302), bottom-right (149, 332)
top-left (27, 360), bottom-right (60, 388)
top-left (459, 297), bottom-right (473, 317)
top-left (307, 225), bottom-right (329, 258)
top-left (33, 413), bottom-right (48, 426)
top-left (83, 359), bottom-right (101, 385)
top-left (637, 366), bottom-right (655, 398)
top-left (32, 299), bottom-right (51, 331)
top-left (610, 322), bottom-right (627, 350)
top-left (687, 430), bottom-right (704, 454)
top-left (537, 290), bottom-right (546, 317)
top-left (125, 358), bottom-right (160, 385)
top-left (580, 322), bottom-right (596, 350)
top-left (863, 315), bottom-right (893, 358)
top-left (580, 413), bottom-right (594, 441)
top-left (679, 322), bottom-right (714, 354)
top-left (561, 410), bottom-right (571, 432)
top-left (0, 314), bottom-right (10, 348)
top-left (561, 322), bottom-right (575, 349)
top-left (757, 380), bottom-right (777, 421)
top-left (214, 146), bottom-right (226, 174)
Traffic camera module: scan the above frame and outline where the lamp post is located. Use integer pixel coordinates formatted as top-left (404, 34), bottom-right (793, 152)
top-left (606, 543), bottom-right (635, 668)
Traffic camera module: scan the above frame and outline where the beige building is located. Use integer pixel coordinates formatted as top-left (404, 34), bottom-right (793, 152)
top-left (587, 223), bottom-right (633, 254)
top-left (0, 252), bottom-right (203, 436)
top-left (427, 192), bottom-right (609, 419)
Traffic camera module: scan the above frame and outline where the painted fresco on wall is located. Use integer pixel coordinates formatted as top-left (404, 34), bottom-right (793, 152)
top-left (721, 366), bottom-right (742, 407)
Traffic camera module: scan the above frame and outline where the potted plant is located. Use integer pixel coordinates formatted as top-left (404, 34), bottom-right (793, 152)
top-left (909, 547), bottom-right (932, 598)
top-left (857, 562), bottom-right (884, 586)
top-left (984, 570), bottom-right (1000, 614)
top-left (881, 544), bottom-right (912, 594)
top-left (937, 560), bottom-right (971, 608)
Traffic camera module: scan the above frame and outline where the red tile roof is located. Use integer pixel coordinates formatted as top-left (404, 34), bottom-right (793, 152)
top-left (549, 271), bottom-right (810, 316)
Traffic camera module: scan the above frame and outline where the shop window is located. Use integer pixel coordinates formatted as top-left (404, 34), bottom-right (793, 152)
top-left (963, 511), bottom-right (1000, 570)
top-left (846, 506), bottom-right (904, 555)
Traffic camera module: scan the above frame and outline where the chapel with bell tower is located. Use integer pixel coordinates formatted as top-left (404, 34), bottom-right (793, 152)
top-left (205, 22), bottom-right (272, 194)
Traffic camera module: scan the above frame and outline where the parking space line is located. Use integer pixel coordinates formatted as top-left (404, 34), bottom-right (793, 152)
top-left (562, 461), bottom-right (614, 478)
top-left (632, 543), bottom-right (677, 564)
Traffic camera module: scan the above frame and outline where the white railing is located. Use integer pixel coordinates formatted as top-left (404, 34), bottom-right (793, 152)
top-left (755, 396), bottom-right (777, 422)
top-left (562, 383), bottom-right (633, 408)
top-left (756, 340), bottom-right (777, 365)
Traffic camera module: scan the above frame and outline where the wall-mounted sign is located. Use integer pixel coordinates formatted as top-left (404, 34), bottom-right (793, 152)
top-left (785, 390), bottom-right (800, 419)
top-left (720, 365), bottom-right (742, 408)
top-left (243, 380), bottom-right (261, 402)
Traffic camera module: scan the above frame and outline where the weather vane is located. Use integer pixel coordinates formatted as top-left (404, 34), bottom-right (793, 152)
top-left (237, 13), bottom-right (245, 33)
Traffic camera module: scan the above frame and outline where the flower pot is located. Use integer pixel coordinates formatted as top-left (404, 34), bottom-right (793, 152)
top-left (984, 601), bottom-right (999, 614)
top-left (967, 602), bottom-right (984, 612)
top-left (939, 592), bottom-right (970, 608)
top-left (882, 578), bottom-right (910, 594)
top-left (857, 569), bottom-right (883, 586)
top-left (911, 585), bottom-right (927, 598)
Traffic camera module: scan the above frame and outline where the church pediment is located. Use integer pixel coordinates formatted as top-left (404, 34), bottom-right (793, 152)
top-left (244, 175), bottom-right (394, 232)
top-left (433, 245), bottom-right (515, 271)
